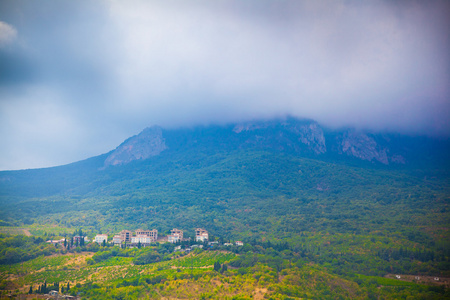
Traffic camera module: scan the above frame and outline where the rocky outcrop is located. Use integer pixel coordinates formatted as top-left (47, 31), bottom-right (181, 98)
top-left (104, 118), bottom-right (410, 167)
top-left (104, 126), bottom-right (167, 167)
top-left (233, 119), bottom-right (326, 154)
top-left (287, 122), bottom-right (326, 154)
top-left (337, 130), bottom-right (389, 164)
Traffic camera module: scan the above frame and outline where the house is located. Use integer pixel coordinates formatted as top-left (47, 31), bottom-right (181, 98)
top-left (94, 234), bottom-right (108, 244)
top-left (168, 234), bottom-right (181, 243)
top-left (49, 290), bottom-right (58, 296)
top-left (131, 234), bottom-right (153, 245)
top-left (119, 230), bottom-right (133, 243)
top-left (195, 228), bottom-right (209, 242)
top-left (135, 229), bottom-right (158, 241)
top-left (113, 235), bottom-right (124, 245)
top-left (235, 241), bottom-right (244, 246)
top-left (168, 228), bottom-right (183, 243)
top-left (224, 243), bottom-right (233, 246)
top-left (191, 244), bottom-right (203, 249)
top-left (46, 239), bottom-right (65, 246)
top-left (395, 275), bottom-right (401, 279)
top-left (171, 228), bottom-right (183, 240)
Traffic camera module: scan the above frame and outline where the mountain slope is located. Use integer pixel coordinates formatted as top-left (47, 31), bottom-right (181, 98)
top-left (0, 117), bottom-right (449, 284)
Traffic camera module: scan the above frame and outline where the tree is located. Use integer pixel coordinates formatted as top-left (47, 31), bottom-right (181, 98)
top-left (67, 282), bottom-right (70, 291)
top-left (28, 285), bottom-right (33, 294)
top-left (64, 238), bottom-right (67, 248)
top-left (102, 239), bottom-right (106, 247)
top-left (221, 264), bottom-right (228, 273)
top-left (214, 261), bottom-right (221, 272)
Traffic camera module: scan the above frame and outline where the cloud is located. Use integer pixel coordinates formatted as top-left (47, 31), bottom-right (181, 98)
top-left (0, 21), bottom-right (16, 47)
top-left (0, 0), bottom-right (449, 169)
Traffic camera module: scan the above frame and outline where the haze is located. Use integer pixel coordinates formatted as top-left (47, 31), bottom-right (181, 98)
top-left (0, 0), bottom-right (449, 170)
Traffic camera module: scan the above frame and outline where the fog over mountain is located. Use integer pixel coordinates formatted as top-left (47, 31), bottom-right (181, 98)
top-left (0, 0), bottom-right (449, 170)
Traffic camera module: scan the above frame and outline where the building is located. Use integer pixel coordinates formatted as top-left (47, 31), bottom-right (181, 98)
top-left (131, 235), bottom-right (153, 245)
top-left (46, 239), bottom-right (65, 246)
top-left (171, 228), bottom-right (183, 240)
top-left (119, 230), bottom-right (133, 243)
top-left (235, 241), bottom-right (244, 246)
top-left (168, 228), bottom-right (183, 243)
top-left (94, 234), bottom-right (108, 244)
top-left (168, 234), bottom-right (181, 243)
top-left (113, 235), bottom-right (124, 245)
top-left (195, 228), bottom-right (208, 242)
top-left (135, 229), bottom-right (158, 241)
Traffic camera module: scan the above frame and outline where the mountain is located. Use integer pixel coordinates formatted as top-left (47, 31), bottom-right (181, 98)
top-left (0, 117), bottom-right (448, 228)
top-left (103, 117), bottom-right (448, 168)
top-left (0, 116), bottom-right (449, 292)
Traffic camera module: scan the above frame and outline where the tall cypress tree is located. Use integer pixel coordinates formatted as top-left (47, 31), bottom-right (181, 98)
top-left (28, 286), bottom-right (33, 294)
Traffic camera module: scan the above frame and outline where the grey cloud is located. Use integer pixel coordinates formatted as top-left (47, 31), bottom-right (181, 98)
top-left (0, 0), bottom-right (449, 170)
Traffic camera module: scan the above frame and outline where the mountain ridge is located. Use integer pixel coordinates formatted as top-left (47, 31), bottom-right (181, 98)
top-left (102, 117), bottom-right (449, 168)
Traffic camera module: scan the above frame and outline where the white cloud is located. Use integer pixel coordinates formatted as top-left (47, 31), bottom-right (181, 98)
top-left (0, 21), bottom-right (16, 47)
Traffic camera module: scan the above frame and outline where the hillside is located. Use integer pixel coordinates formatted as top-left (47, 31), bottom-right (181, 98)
top-left (0, 117), bottom-right (449, 298)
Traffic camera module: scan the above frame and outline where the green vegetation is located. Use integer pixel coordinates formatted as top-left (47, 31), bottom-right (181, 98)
top-left (1, 244), bottom-right (448, 299)
top-left (0, 141), bottom-right (449, 298)
top-left (0, 234), bottom-right (57, 265)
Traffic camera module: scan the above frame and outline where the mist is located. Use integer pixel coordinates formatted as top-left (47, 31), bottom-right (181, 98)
top-left (0, 0), bottom-right (449, 170)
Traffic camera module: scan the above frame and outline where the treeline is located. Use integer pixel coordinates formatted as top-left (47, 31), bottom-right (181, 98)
top-left (0, 234), bottom-right (57, 264)
top-left (377, 247), bottom-right (447, 262)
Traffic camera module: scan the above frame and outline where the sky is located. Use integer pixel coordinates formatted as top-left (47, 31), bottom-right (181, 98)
top-left (0, 0), bottom-right (449, 170)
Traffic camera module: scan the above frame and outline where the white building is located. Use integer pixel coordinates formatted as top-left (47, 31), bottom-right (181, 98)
top-left (113, 235), bottom-right (123, 245)
top-left (131, 235), bottom-right (153, 245)
top-left (235, 241), bottom-right (244, 246)
top-left (195, 228), bottom-right (209, 242)
top-left (135, 229), bottom-right (158, 241)
top-left (168, 234), bottom-right (181, 243)
top-left (94, 234), bottom-right (108, 244)
top-left (168, 228), bottom-right (183, 243)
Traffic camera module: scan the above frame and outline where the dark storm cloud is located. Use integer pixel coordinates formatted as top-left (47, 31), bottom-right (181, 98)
top-left (0, 0), bottom-right (449, 170)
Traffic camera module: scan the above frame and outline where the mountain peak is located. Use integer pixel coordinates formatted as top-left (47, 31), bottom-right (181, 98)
top-left (104, 126), bottom-right (167, 167)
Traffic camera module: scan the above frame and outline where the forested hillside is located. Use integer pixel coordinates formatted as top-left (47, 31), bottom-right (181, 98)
top-left (0, 118), bottom-right (449, 299)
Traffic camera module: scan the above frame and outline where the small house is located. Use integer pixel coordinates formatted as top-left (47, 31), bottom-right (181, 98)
top-left (94, 234), bottom-right (108, 244)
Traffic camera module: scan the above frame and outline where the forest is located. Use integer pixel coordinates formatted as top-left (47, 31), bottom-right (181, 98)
top-left (0, 132), bottom-right (449, 298)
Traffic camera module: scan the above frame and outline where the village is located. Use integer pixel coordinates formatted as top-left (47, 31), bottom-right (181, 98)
top-left (47, 227), bottom-right (244, 252)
